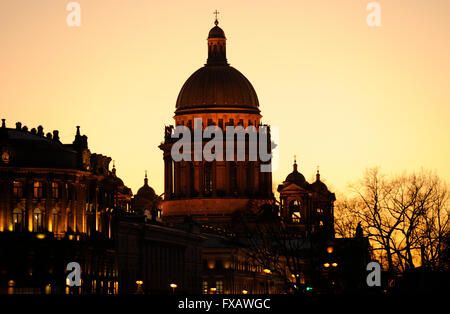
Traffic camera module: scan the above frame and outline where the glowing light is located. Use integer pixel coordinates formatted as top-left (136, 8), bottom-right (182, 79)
top-left (242, 289), bottom-right (248, 294)
top-left (36, 233), bottom-right (46, 239)
top-left (170, 283), bottom-right (177, 288)
top-left (332, 262), bottom-right (338, 267)
top-left (323, 263), bottom-right (330, 268)
top-left (327, 247), bottom-right (333, 254)
top-left (263, 268), bottom-right (271, 274)
top-left (136, 280), bottom-right (143, 285)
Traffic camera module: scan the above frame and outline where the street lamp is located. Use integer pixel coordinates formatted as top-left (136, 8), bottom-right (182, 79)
top-left (263, 267), bottom-right (271, 294)
top-left (332, 262), bottom-right (338, 267)
top-left (242, 289), bottom-right (248, 294)
top-left (323, 263), bottom-right (330, 268)
top-left (170, 283), bottom-right (177, 294)
top-left (136, 280), bottom-right (143, 294)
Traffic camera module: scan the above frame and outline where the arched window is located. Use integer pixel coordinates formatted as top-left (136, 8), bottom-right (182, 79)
top-left (289, 200), bottom-right (302, 223)
top-left (33, 208), bottom-right (43, 232)
top-left (12, 208), bottom-right (23, 231)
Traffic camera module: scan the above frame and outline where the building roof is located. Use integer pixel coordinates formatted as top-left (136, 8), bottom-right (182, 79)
top-left (0, 124), bottom-right (78, 169)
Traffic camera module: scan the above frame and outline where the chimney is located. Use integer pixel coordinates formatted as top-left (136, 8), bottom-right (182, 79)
top-left (46, 132), bottom-right (52, 139)
top-left (22, 126), bottom-right (28, 132)
top-left (16, 122), bottom-right (22, 130)
top-left (30, 128), bottom-right (37, 134)
top-left (53, 130), bottom-right (60, 141)
top-left (37, 125), bottom-right (44, 136)
top-left (1, 119), bottom-right (5, 128)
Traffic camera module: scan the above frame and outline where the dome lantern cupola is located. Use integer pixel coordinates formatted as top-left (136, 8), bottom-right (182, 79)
top-left (207, 13), bottom-right (228, 66)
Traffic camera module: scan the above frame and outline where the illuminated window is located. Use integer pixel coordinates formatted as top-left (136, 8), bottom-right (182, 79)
top-left (290, 200), bottom-right (301, 223)
top-left (317, 208), bottom-right (324, 214)
top-left (215, 281), bottom-right (224, 294)
top-left (13, 181), bottom-right (23, 198)
top-left (12, 208), bottom-right (23, 231)
top-left (52, 182), bottom-right (59, 198)
top-left (33, 181), bottom-right (43, 198)
top-left (202, 281), bottom-right (208, 294)
top-left (33, 208), bottom-right (43, 232)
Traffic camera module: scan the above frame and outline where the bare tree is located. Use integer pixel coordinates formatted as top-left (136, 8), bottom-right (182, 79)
top-left (335, 168), bottom-right (450, 272)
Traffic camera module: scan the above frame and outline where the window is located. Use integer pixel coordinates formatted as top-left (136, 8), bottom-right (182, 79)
top-left (33, 181), bottom-right (43, 198)
top-left (52, 182), bottom-right (59, 199)
top-left (33, 208), bottom-right (43, 232)
top-left (12, 208), bottom-right (23, 231)
top-left (204, 163), bottom-right (212, 194)
top-left (230, 162), bottom-right (237, 192)
top-left (13, 181), bottom-right (23, 198)
top-left (215, 281), bottom-right (224, 294)
top-left (292, 211), bottom-right (301, 223)
top-left (202, 281), bottom-right (208, 294)
top-left (52, 210), bottom-right (59, 233)
top-left (317, 208), bottom-right (324, 214)
top-left (238, 119), bottom-right (243, 126)
top-left (290, 200), bottom-right (301, 223)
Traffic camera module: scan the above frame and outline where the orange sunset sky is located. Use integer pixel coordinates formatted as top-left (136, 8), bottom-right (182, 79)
top-left (1, 0), bottom-right (449, 196)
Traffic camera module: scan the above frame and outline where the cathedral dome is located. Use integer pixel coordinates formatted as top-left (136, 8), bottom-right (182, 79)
top-left (136, 173), bottom-right (156, 200)
top-left (311, 171), bottom-right (329, 193)
top-left (175, 66), bottom-right (260, 114)
top-left (208, 25), bottom-right (226, 38)
top-left (285, 160), bottom-right (307, 187)
top-left (175, 19), bottom-right (260, 115)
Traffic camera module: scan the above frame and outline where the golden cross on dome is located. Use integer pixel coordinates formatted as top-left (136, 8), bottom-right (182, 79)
top-left (294, 155), bottom-right (297, 163)
top-left (213, 10), bottom-right (220, 20)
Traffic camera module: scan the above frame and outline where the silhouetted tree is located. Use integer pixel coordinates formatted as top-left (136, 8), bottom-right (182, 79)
top-left (335, 168), bottom-right (450, 272)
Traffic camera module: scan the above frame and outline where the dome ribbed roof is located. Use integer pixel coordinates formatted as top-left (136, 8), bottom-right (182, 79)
top-left (136, 175), bottom-right (156, 200)
top-left (311, 172), bottom-right (329, 193)
top-left (285, 161), bottom-right (307, 187)
top-left (208, 25), bottom-right (225, 38)
top-left (175, 66), bottom-right (260, 113)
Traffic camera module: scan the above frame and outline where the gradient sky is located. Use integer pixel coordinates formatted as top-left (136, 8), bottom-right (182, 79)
top-left (1, 0), bottom-right (449, 196)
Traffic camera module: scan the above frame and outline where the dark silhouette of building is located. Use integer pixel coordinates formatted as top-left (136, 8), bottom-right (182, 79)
top-left (0, 120), bottom-right (203, 294)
